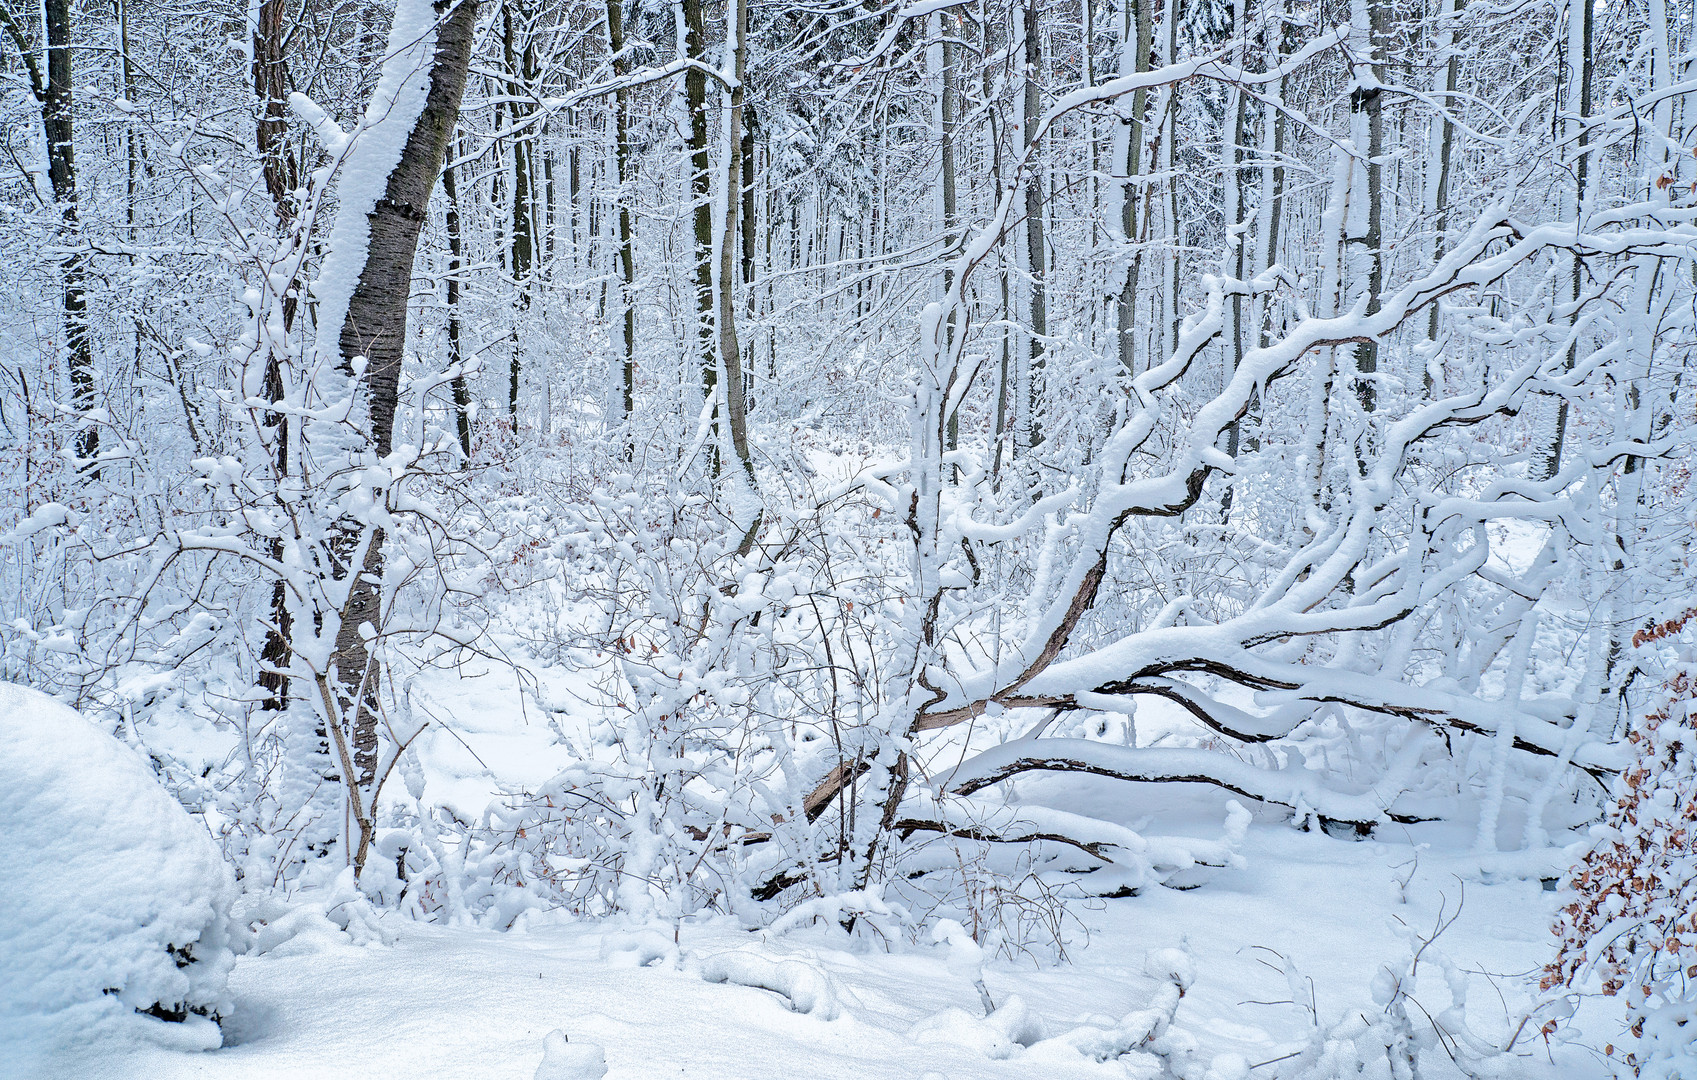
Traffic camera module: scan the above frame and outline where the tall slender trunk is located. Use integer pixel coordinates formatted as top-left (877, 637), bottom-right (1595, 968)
top-left (1022, 0), bottom-right (1048, 448)
top-left (1246, 0), bottom-right (1287, 455)
top-left (986, 0), bottom-right (1013, 480)
top-left (716, 0), bottom-right (758, 513)
top-left (1345, 0), bottom-right (1385, 416)
top-left (607, 0), bottom-right (637, 454)
top-left (1114, 0), bottom-right (1151, 377)
top-left (504, 2), bottom-right (537, 428)
top-left (1422, 0), bottom-right (1462, 388)
top-left (1161, 0), bottom-right (1180, 362)
top-left (1221, 0), bottom-right (1250, 470)
top-left (1533, 0), bottom-right (1591, 481)
top-left (326, 0), bottom-right (478, 875)
top-left (931, 12), bottom-right (960, 450)
top-left (444, 144), bottom-right (473, 461)
top-left (28, 0), bottom-right (95, 470)
top-left (254, 0), bottom-right (301, 711)
top-left (682, 0), bottom-right (717, 466)
top-left (741, 102), bottom-right (757, 354)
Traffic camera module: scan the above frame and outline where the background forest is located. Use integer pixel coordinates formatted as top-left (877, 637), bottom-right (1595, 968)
top-left (2, 0), bottom-right (1696, 1074)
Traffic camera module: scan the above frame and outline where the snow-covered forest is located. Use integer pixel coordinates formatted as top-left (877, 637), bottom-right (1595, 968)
top-left (3, 0), bottom-right (1696, 1074)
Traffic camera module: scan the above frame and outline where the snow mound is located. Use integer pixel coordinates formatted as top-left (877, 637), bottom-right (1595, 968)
top-left (696, 950), bottom-right (842, 1018)
top-left (535, 1029), bottom-right (608, 1080)
top-left (908, 995), bottom-right (1046, 1059)
top-left (0, 683), bottom-right (237, 1054)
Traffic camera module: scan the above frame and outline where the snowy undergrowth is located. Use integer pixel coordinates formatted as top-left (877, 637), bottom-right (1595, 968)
top-left (38, 816), bottom-right (1598, 1080)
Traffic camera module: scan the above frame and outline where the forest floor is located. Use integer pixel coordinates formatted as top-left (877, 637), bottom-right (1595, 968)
top-left (41, 661), bottom-right (1615, 1079)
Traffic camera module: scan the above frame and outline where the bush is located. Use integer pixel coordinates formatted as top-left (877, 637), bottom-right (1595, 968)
top-left (1546, 616), bottom-right (1697, 1077)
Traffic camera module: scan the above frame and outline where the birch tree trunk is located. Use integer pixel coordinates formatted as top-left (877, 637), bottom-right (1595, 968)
top-left (1345, 0), bottom-right (1386, 416)
top-left (324, 0), bottom-right (478, 874)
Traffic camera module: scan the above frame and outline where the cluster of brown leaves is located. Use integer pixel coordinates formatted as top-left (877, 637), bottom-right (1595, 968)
top-left (1545, 646), bottom-right (1697, 1011)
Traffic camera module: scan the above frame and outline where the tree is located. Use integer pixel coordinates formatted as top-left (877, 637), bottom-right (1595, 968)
top-left (0, 0), bottom-right (94, 469)
top-left (312, 0), bottom-right (479, 872)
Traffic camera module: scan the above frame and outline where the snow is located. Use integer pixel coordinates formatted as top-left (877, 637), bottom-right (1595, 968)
top-left (34, 808), bottom-right (1604, 1080)
top-left (535, 1030), bottom-right (607, 1080)
top-left (0, 683), bottom-right (237, 1066)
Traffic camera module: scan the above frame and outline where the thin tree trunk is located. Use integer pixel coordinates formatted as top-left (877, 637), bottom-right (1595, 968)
top-left (682, 0), bottom-right (717, 468)
top-left (607, 0), bottom-right (637, 454)
top-left (8, 0), bottom-right (98, 470)
top-left (444, 144), bottom-right (474, 461)
top-left (1422, 0), bottom-right (1462, 392)
top-left (1114, 0), bottom-right (1151, 377)
top-left (1345, 0), bottom-right (1386, 416)
top-left (1022, 0), bottom-right (1047, 448)
top-left (504, 2), bottom-right (537, 428)
top-left (254, 0), bottom-right (301, 712)
top-left (716, 0), bottom-right (758, 512)
top-left (1533, 0), bottom-right (1591, 482)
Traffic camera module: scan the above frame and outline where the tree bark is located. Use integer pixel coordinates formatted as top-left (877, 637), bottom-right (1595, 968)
top-left (444, 142), bottom-right (474, 461)
top-left (504, 1), bottom-right (537, 428)
top-left (1022, 0), bottom-right (1048, 448)
top-left (0, 0), bottom-right (98, 470)
top-left (329, 0), bottom-right (478, 873)
top-left (607, 0), bottom-right (637, 455)
top-left (254, 0), bottom-right (301, 712)
top-left (716, 0), bottom-right (757, 500)
top-left (1346, 0), bottom-right (1386, 415)
top-left (682, 0), bottom-right (717, 465)
top-left (1532, 0), bottom-right (1590, 482)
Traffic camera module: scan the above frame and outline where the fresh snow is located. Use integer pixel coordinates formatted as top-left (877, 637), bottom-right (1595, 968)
top-left (0, 683), bottom-right (237, 1068)
top-left (32, 787), bottom-right (1602, 1078)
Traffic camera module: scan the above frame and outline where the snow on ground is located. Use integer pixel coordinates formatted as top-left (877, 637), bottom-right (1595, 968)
top-left (31, 654), bottom-right (1609, 1080)
top-left (39, 817), bottom-right (1603, 1080)
top-left (0, 684), bottom-right (237, 1069)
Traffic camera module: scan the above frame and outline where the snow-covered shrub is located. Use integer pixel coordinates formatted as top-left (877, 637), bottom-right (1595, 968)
top-left (0, 683), bottom-right (237, 1053)
top-left (1546, 622), bottom-right (1697, 1077)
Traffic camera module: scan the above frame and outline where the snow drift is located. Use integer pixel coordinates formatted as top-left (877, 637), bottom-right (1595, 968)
top-left (0, 683), bottom-right (237, 1055)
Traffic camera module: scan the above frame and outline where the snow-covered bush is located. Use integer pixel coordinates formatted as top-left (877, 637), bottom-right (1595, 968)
top-left (0, 683), bottom-right (237, 1054)
top-left (1546, 619), bottom-right (1697, 1077)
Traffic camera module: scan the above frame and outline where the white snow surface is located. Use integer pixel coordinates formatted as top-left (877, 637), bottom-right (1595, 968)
top-left (535, 1029), bottom-right (607, 1080)
top-left (33, 817), bottom-right (1610, 1079)
top-left (0, 683), bottom-right (237, 1064)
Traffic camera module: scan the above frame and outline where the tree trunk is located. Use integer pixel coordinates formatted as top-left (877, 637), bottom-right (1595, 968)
top-left (504, 1), bottom-right (537, 428)
top-left (444, 143), bottom-right (474, 461)
top-left (254, 0), bottom-right (301, 712)
top-left (1114, 0), bottom-right (1151, 378)
top-left (1022, 0), bottom-right (1047, 448)
top-left (328, 0), bottom-right (478, 874)
top-left (11, 0), bottom-right (98, 471)
top-left (716, 0), bottom-right (758, 508)
top-left (682, 0), bottom-right (717, 466)
top-left (1532, 0), bottom-right (1590, 482)
top-left (607, 0), bottom-right (637, 455)
top-left (1345, 0), bottom-right (1386, 416)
